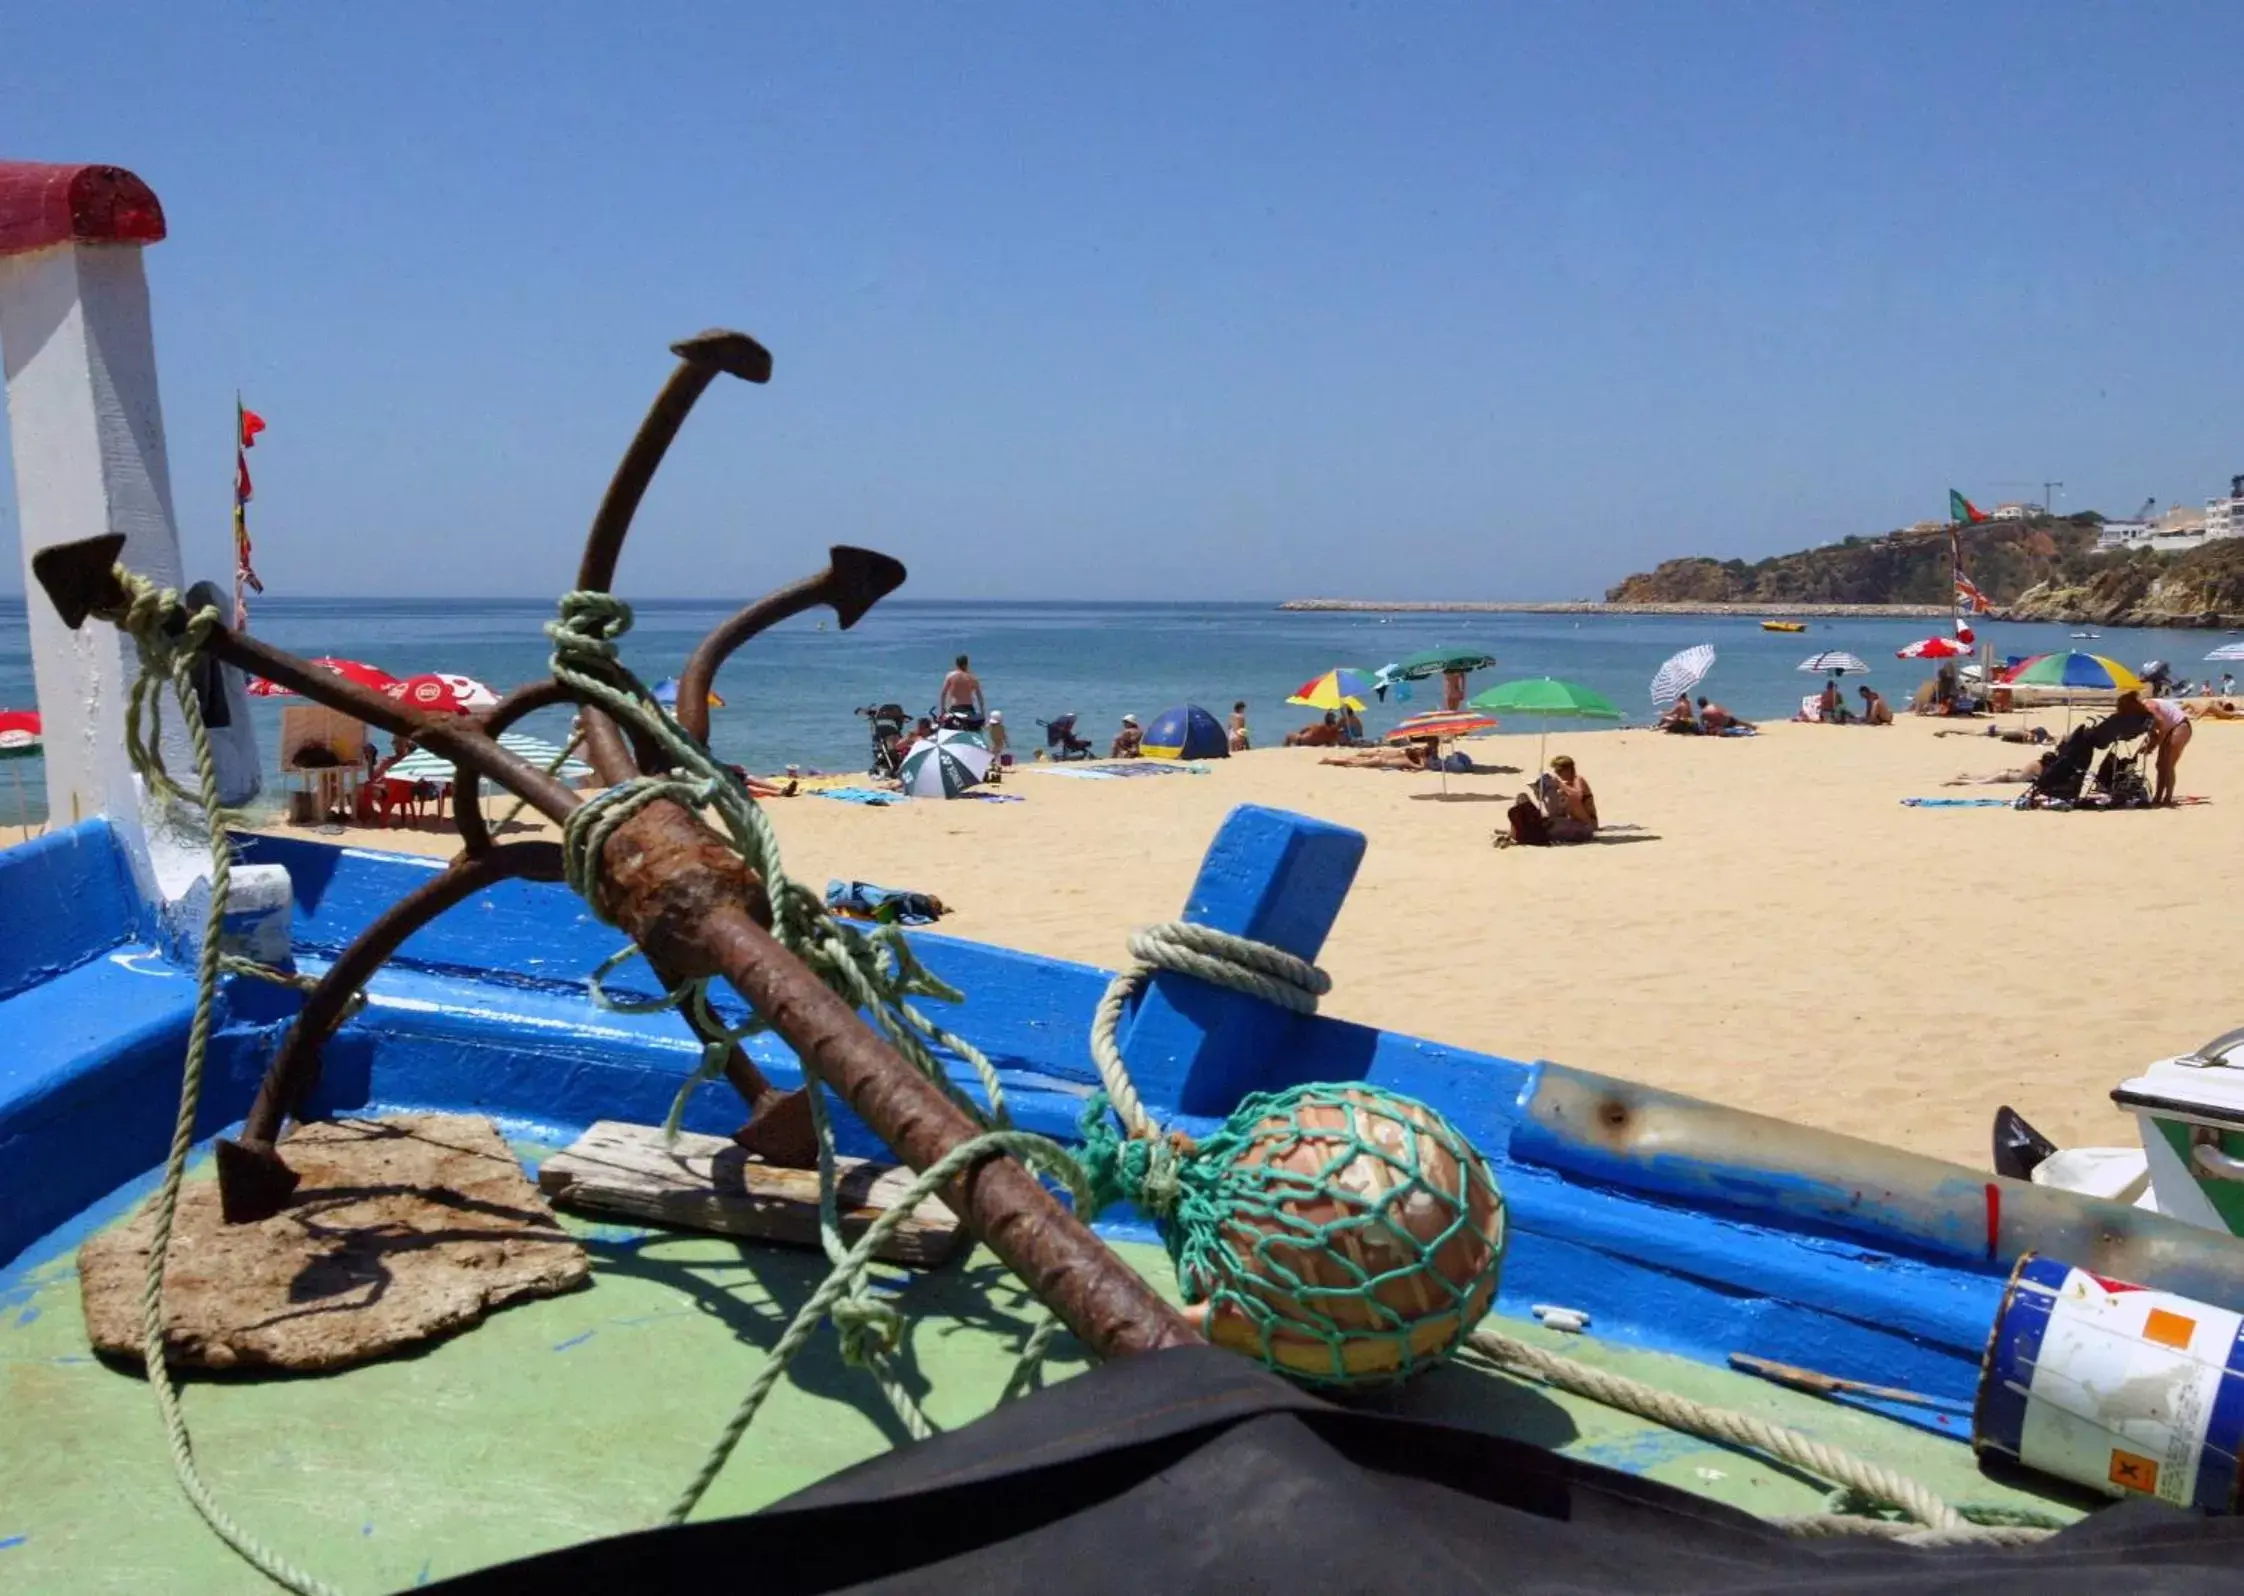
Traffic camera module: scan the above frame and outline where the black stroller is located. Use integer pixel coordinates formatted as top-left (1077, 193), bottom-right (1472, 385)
top-left (857, 703), bottom-right (909, 779)
top-left (1037, 712), bottom-right (1095, 761)
top-left (2025, 708), bottom-right (2154, 806)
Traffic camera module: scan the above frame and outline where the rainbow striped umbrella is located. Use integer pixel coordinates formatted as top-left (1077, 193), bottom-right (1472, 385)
top-left (2008, 652), bottom-right (2143, 693)
top-left (1288, 668), bottom-right (1373, 712)
top-left (1384, 709), bottom-right (1499, 744)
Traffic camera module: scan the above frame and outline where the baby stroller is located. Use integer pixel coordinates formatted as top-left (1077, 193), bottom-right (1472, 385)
top-left (1038, 712), bottom-right (1095, 761)
top-left (2026, 710), bottom-right (2153, 806)
top-left (857, 703), bottom-right (908, 779)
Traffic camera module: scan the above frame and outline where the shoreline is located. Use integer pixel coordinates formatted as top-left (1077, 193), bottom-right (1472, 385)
top-left (1280, 599), bottom-right (1948, 617)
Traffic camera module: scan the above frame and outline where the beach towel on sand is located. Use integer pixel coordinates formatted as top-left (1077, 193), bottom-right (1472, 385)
top-left (810, 786), bottom-right (902, 806)
top-left (1901, 797), bottom-right (2014, 808)
top-left (825, 880), bottom-right (945, 926)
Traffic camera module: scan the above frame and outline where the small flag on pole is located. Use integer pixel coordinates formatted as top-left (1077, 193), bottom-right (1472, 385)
top-left (233, 396), bottom-right (265, 629)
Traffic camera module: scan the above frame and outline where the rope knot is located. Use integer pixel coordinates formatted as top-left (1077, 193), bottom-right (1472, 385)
top-left (831, 1293), bottom-right (904, 1365)
top-left (546, 589), bottom-right (635, 667)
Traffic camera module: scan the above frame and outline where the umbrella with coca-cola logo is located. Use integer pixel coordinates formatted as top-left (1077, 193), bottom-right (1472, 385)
top-left (384, 673), bottom-right (500, 715)
top-left (246, 657), bottom-right (399, 697)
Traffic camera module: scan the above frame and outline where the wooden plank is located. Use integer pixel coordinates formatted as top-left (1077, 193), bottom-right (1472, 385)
top-left (538, 1120), bottom-right (966, 1267)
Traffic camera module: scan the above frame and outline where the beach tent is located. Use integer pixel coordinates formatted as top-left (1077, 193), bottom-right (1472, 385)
top-left (1143, 704), bottom-right (1228, 760)
top-left (652, 677), bottom-right (726, 711)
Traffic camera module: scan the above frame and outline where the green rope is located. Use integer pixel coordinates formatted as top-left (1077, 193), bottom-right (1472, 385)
top-left (540, 590), bottom-right (1078, 1514)
top-left (1077, 1080), bottom-right (1507, 1387)
top-left (98, 569), bottom-right (343, 1596)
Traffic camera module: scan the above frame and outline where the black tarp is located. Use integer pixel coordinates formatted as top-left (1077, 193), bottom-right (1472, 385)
top-left (433, 1346), bottom-right (2243, 1593)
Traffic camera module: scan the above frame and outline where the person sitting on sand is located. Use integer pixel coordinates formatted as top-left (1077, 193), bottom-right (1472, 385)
top-left (1697, 697), bottom-right (1754, 733)
top-left (1285, 712), bottom-right (1343, 748)
top-left (896, 715), bottom-right (934, 761)
top-left (1229, 700), bottom-right (1251, 751)
top-left (1110, 713), bottom-right (1143, 759)
top-left (1341, 703), bottom-right (1366, 744)
top-left (725, 763), bottom-right (798, 798)
top-left (1321, 741), bottom-right (1430, 771)
top-left (1537, 754), bottom-right (1599, 843)
top-left (1858, 686), bottom-right (1892, 726)
top-left (1659, 694), bottom-right (1700, 734)
top-left (1818, 677), bottom-right (1852, 724)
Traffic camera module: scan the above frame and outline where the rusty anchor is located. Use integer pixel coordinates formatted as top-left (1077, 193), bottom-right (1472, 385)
top-left (31, 329), bottom-right (1197, 1364)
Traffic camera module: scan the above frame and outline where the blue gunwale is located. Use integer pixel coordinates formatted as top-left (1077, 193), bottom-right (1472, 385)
top-left (5, 817), bottom-right (2241, 1452)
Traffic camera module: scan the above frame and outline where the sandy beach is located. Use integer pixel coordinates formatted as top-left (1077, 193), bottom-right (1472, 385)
top-left (114, 707), bottom-right (2216, 1174)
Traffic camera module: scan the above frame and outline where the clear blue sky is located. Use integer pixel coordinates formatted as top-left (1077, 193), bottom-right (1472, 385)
top-left (3, 3), bottom-right (2240, 601)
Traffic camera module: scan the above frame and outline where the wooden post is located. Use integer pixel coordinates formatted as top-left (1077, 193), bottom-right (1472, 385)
top-left (0, 160), bottom-right (262, 887)
top-left (1117, 803), bottom-right (1365, 1118)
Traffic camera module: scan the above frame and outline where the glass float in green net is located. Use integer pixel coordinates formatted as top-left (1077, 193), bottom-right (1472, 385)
top-left (1081, 1081), bottom-right (1507, 1386)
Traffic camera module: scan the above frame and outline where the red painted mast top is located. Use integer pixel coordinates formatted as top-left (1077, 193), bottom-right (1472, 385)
top-left (0, 162), bottom-right (165, 257)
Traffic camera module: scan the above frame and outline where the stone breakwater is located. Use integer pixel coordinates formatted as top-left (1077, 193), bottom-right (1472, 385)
top-left (1279, 599), bottom-right (1947, 617)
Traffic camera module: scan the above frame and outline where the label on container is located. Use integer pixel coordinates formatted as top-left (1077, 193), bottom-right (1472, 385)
top-left (1989, 1259), bottom-right (2244, 1510)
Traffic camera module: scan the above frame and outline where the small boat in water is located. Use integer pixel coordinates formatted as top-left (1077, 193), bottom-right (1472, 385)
top-left (1760, 619), bottom-right (1807, 633)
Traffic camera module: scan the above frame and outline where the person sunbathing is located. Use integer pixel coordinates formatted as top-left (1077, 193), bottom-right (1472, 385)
top-left (1697, 697), bottom-right (1755, 733)
top-left (1857, 687), bottom-right (1893, 726)
top-left (1285, 712), bottom-right (1343, 747)
top-left (1320, 741), bottom-right (1431, 771)
top-left (1936, 724), bottom-right (2052, 744)
top-left (1943, 753), bottom-right (2053, 786)
top-left (2187, 699), bottom-right (2244, 721)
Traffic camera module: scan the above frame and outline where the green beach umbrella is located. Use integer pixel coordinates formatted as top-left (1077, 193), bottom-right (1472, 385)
top-left (1380, 645), bottom-right (1499, 684)
top-left (1468, 677), bottom-right (1622, 769)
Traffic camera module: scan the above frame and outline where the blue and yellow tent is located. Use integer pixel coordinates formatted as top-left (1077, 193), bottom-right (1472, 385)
top-left (1143, 704), bottom-right (1228, 760)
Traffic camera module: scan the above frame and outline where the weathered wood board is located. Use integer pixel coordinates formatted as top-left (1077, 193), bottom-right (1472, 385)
top-left (538, 1120), bottom-right (967, 1267)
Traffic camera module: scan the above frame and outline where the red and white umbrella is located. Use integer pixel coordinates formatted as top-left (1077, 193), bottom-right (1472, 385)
top-left (1896, 636), bottom-right (1972, 660)
top-left (385, 673), bottom-right (499, 715)
top-left (246, 657), bottom-right (399, 697)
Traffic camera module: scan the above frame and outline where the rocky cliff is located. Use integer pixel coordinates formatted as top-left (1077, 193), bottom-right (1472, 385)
top-left (2000, 537), bottom-right (2244, 628)
top-left (1607, 517), bottom-right (2244, 626)
top-left (1605, 519), bottom-right (2101, 608)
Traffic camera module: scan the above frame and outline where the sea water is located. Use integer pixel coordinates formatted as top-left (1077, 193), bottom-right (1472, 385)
top-left (0, 596), bottom-right (2233, 825)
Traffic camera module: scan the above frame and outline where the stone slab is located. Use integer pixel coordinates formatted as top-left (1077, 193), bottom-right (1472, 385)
top-left (78, 1113), bottom-right (589, 1371)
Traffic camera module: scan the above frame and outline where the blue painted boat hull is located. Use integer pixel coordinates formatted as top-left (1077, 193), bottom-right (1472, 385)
top-left (5, 819), bottom-right (2241, 1452)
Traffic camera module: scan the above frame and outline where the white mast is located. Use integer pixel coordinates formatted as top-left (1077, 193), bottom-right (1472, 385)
top-left (0, 159), bottom-right (262, 899)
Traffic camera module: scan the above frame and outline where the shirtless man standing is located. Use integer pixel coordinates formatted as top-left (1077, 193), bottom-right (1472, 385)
top-left (938, 654), bottom-right (985, 726)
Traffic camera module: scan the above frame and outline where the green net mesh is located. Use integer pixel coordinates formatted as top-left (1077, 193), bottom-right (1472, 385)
top-left (1082, 1081), bottom-right (1506, 1387)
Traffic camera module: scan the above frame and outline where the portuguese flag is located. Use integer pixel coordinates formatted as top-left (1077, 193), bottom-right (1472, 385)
top-left (1949, 489), bottom-right (1989, 524)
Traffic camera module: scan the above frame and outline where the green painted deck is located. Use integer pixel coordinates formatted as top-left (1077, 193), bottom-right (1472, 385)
top-left (1, 1157), bottom-right (2083, 1593)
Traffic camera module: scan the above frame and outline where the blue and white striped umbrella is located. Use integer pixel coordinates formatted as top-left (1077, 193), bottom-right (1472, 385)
top-left (1649, 644), bottom-right (1716, 707)
top-left (1797, 650), bottom-right (1869, 676)
top-left (385, 731), bottom-right (591, 784)
top-left (898, 729), bottom-right (992, 799)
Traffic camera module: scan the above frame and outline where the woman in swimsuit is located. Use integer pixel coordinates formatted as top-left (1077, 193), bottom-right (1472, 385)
top-left (2119, 689), bottom-right (2192, 805)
